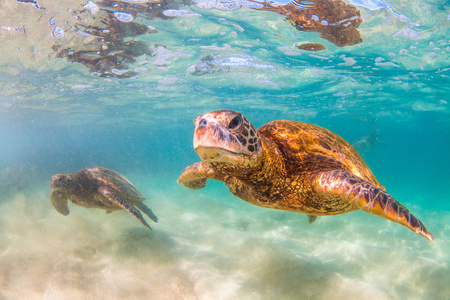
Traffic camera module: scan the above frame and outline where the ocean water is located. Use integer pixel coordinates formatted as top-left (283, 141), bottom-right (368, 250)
top-left (0, 0), bottom-right (449, 299)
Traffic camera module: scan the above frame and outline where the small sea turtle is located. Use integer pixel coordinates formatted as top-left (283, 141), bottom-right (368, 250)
top-left (50, 167), bottom-right (158, 230)
top-left (178, 110), bottom-right (433, 242)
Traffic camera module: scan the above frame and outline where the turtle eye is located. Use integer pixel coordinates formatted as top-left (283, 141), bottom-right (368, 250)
top-left (228, 116), bottom-right (242, 129)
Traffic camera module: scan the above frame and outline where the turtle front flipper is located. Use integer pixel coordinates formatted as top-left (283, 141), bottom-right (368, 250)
top-left (311, 170), bottom-right (434, 243)
top-left (50, 190), bottom-right (70, 216)
top-left (135, 202), bottom-right (158, 223)
top-left (98, 186), bottom-right (152, 231)
top-left (178, 162), bottom-right (220, 190)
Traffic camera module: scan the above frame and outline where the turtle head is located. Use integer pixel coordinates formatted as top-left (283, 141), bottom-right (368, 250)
top-left (193, 110), bottom-right (262, 167)
top-left (51, 174), bottom-right (76, 190)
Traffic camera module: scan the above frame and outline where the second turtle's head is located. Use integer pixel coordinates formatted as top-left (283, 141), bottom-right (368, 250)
top-left (193, 110), bottom-right (262, 167)
top-left (51, 174), bottom-right (75, 190)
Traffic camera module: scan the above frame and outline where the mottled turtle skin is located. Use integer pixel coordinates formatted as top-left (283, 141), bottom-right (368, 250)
top-left (178, 110), bottom-right (433, 242)
top-left (50, 167), bottom-right (158, 230)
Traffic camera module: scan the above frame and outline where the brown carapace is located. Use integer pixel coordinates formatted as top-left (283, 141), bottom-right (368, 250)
top-left (178, 110), bottom-right (433, 243)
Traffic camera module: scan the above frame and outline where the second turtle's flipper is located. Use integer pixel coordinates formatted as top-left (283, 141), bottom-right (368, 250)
top-left (135, 202), bottom-right (158, 223)
top-left (312, 170), bottom-right (434, 243)
top-left (98, 186), bottom-right (152, 231)
top-left (50, 191), bottom-right (70, 216)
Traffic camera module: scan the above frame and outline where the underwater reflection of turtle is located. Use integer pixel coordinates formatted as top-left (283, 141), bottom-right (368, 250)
top-left (50, 167), bottom-right (158, 230)
top-left (178, 110), bottom-right (433, 242)
top-left (195, 0), bottom-right (363, 47)
top-left (255, 0), bottom-right (363, 47)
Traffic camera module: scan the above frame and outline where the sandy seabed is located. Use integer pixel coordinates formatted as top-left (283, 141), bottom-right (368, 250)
top-left (0, 183), bottom-right (448, 300)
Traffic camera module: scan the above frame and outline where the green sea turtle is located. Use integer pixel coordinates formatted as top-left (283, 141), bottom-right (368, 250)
top-left (50, 167), bottom-right (158, 230)
top-left (178, 110), bottom-right (433, 242)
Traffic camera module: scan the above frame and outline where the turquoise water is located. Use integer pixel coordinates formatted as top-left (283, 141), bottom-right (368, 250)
top-left (0, 0), bottom-right (449, 299)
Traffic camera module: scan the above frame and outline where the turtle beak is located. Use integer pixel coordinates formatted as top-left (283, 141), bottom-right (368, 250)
top-left (193, 118), bottom-right (223, 151)
top-left (193, 117), bottom-right (226, 161)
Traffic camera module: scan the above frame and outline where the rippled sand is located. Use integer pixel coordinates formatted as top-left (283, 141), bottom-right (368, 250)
top-left (0, 181), bottom-right (448, 300)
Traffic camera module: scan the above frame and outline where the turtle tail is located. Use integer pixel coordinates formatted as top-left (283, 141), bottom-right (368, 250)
top-left (313, 170), bottom-right (434, 243)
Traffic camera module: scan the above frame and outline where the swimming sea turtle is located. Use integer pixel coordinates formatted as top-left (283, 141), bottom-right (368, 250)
top-left (50, 167), bottom-right (158, 230)
top-left (178, 110), bottom-right (433, 242)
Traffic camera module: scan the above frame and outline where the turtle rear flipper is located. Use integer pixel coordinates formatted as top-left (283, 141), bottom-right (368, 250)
top-left (135, 202), bottom-right (158, 223)
top-left (311, 170), bottom-right (434, 243)
top-left (307, 215), bottom-right (317, 223)
top-left (98, 186), bottom-right (152, 231)
top-left (50, 191), bottom-right (70, 216)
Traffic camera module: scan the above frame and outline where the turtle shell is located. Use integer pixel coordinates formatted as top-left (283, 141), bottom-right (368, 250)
top-left (258, 120), bottom-right (383, 189)
top-left (80, 167), bottom-right (145, 202)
